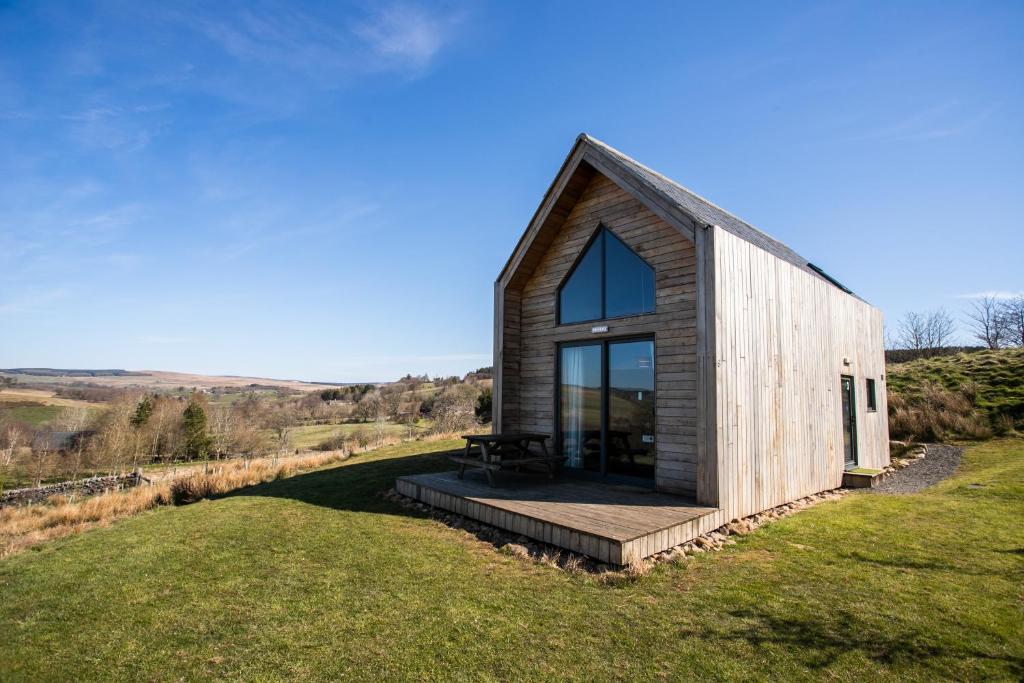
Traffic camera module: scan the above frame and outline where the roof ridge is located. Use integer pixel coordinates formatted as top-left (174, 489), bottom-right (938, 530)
top-left (576, 134), bottom-right (865, 301)
top-left (580, 134), bottom-right (787, 246)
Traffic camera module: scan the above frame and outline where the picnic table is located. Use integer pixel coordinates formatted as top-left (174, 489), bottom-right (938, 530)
top-left (451, 433), bottom-right (562, 486)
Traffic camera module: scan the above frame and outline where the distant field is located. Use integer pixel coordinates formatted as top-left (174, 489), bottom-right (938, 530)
top-left (0, 405), bottom-right (64, 426)
top-left (0, 388), bottom-right (98, 409)
top-left (0, 388), bottom-right (101, 426)
top-left (287, 422), bottom-right (429, 449)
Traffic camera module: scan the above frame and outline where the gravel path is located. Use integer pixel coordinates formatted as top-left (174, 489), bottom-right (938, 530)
top-left (868, 444), bottom-right (964, 494)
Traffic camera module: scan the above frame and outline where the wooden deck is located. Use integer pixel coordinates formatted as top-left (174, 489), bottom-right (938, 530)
top-left (395, 470), bottom-right (719, 565)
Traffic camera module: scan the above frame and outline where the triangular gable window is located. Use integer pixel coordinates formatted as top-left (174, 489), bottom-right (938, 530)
top-left (558, 226), bottom-right (655, 325)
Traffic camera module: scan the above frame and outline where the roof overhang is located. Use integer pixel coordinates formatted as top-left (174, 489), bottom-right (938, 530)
top-left (497, 134), bottom-right (698, 291)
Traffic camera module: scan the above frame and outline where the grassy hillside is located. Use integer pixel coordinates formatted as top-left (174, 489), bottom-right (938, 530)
top-left (1, 439), bottom-right (1021, 680)
top-left (887, 348), bottom-right (1024, 440)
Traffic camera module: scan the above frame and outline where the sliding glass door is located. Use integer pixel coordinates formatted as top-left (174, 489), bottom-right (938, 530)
top-left (607, 340), bottom-right (655, 477)
top-left (558, 338), bottom-right (655, 478)
top-left (559, 344), bottom-right (602, 471)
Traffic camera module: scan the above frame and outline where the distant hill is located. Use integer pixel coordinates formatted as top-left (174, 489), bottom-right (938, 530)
top-left (1, 368), bottom-right (149, 378)
top-left (0, 368), bottom-right (346, 392)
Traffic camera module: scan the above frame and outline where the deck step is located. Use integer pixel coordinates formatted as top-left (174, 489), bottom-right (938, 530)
top-left (842, 468), bottom-right (887, 488)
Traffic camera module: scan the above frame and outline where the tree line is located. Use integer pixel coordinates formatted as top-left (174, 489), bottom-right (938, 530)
top-left (1, 374), bottom-right (493, 489)
top-left (891, 294), bottom-right (1024, 360)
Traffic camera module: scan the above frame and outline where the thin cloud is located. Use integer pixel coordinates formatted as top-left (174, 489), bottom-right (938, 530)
top-left (177, 2), bottom-right (463, 81)
top-left (855, 101), bottom-right (996, 142)
top-left (197, 199), bottom-right (380, 262)
top-left (353, 4), bottom-right (464, 72)
top-left (61, 104), bottom-right (169, 152)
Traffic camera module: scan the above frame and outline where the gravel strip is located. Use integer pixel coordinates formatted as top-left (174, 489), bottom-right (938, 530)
top-left (868, 444), bottom-right (964, 494)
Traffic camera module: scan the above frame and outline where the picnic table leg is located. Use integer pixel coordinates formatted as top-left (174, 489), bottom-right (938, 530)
top-left (480, 441), bottom-right (496, 486)
top-left (514, 439), bottom-right (528, 472)
top-left (539, 439), bottom-right (556, 479)
top-left (458, 440), bottom-right (471, 479)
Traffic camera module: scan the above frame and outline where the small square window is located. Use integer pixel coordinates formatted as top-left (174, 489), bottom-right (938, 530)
top-left (866, 378), bottom-right (877, 412)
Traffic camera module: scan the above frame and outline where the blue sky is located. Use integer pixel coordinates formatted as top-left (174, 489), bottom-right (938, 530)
top-left (1, 1), bottom-right (1021, 382)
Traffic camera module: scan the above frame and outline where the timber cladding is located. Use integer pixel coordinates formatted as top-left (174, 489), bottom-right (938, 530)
top-left (499, 172), bottom-right (700, 495)
top-left (711, 227), bottom-right (889, 518)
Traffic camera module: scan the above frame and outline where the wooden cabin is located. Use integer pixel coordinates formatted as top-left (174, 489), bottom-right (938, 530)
top-left (493, 134), bottom-right (889, 521)
top-left (398, 134), bottom-right (889, 564)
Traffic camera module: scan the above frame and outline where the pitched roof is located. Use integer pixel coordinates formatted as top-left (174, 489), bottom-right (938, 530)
top-left (579, 134), bottom-right (854, 295)
top-left (498, 134), bottom-right (858, 298)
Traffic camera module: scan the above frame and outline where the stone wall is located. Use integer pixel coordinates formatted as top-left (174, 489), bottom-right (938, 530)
top-left (0, 472), bottom-right (143, 508)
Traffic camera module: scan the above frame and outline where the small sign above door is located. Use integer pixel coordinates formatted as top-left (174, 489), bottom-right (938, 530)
top-left (591, 325), bottom-right (609, 334)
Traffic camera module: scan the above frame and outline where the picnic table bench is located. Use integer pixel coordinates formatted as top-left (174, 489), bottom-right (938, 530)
top-left (451, 433), bottom-right (562, 486)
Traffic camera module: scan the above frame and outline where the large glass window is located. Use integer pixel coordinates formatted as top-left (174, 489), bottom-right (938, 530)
top-left (557, 236), bottom-right (603, 325)
top-left (558, 227), bottom-right (655, 324)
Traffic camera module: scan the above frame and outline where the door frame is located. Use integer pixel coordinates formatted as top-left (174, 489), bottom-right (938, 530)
top-left (555, 334), bottom-right (656, 477)
top-left (840, 374), bottom-right (858, 469)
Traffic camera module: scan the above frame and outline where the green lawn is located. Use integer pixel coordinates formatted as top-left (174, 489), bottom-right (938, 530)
top-left (1, 439), bottom-right (1021, 681)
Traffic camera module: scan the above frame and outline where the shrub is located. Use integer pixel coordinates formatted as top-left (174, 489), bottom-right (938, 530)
top-left (474, 388), bottom-right (492, 424)
top-left (1, 450), bottom-right (348, 558)
top-left (888, 381), bottom-right (991, 441)
top-left (313, 434), bottom-right (348, 452)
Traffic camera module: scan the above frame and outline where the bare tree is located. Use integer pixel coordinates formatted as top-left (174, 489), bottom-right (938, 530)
top-left (923, 309), bottom-right (956, 353)
top-left (898, 309), bottom-right (957, 358)
top-left (147, 397), bottom-right (184, 461)
top-left (264, 406), bottom-right (294, 462)
top-left (431, 384), bottom-right (481, 434)
top-left (208, 404), bottom-right (236, 458)
top-left (27, 434), bottom-right (57, 487)
top-left (965, 296), bottom-right (1006, 349)
top-left (57, 406), bottom-right (92, 485)
top-left (1000, 295), bottom-right (1024, 347)
top-left (0, 419), bottom-right (29, 488)
top-left (896, 311), bottom-right (928, 357)
top-left (88, 398), bottom-right (135, 476)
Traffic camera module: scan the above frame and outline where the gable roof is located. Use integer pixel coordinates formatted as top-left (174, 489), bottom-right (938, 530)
top-left (498, 133), bottom-right (857, 298)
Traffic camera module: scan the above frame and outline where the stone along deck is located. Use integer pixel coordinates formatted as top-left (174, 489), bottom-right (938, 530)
top-left (395, 470), bottom-right (719, 565)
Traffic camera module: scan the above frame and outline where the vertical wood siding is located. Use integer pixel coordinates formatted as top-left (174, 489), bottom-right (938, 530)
top-left (711, 227), bottom-right (889, 519)
top-left (500, 173), bottom-right (699, 495)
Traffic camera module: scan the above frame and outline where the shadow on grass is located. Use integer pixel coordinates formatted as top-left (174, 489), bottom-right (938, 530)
top-left (220, 445), bottom-right (619, 573)
top-left (680, 606), bottom-right (1023, 677)
top-left (224, 446), bottom-right (461, 513)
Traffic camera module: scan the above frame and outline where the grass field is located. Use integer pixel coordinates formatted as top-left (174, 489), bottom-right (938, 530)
top-left (0, 404), bottom-right (64, 426)
top-left (286, 421), bottom-right (428, 449)
top-left (0, 438), bottom-right (1021, 680)
top-left (0, 388), bottom-right (101, 426)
